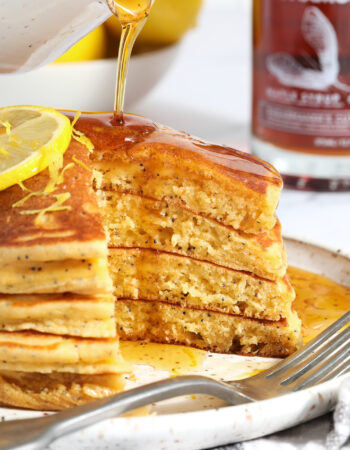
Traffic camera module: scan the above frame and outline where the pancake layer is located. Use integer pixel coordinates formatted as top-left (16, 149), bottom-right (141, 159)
top-left (0, 134), bottom-right (127, 410)
top-left (0, 294), bottom-right (115, 337)
top-left (0, 141), bottom-right (107, 264)
top-left (109, 248), bottom-right (295, 321)
top-left (0, 257), bottom-right (112, 295)
top-left (75, 113), bottom-right (282, 233)
top-left (115, 300), bottom-right (302, 357)
top-left (103, 191), bottom-right (286, 281)
top-left (0, 372), bottom-right (124, 411)
top-left (0, 331), bottom-right (128, 374)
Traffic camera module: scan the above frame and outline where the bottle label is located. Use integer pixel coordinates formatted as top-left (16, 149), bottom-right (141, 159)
top-left (253, 0), bottom-right (350, 154)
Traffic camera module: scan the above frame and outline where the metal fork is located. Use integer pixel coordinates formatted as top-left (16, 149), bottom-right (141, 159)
top-left (0, 310), bottom-right (349, 450)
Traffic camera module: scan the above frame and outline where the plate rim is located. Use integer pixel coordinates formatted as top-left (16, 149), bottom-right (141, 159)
top-left (284, 233), bottom-right (350, 260)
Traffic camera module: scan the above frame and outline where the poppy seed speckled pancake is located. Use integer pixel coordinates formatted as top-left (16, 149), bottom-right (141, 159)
top-left (0, 140), bottom-right (107, 264)
top-left (0, 257), bottom-right (112, 295)
top-left (0, 293), bottom-right (115, 337)
top-left (73, 112), bottom-right (282, 234)
top-left (70, 112), bottom-right (300, 357)
top-left (102, 191), bottom-right (287, 281)
top-left (0, 331), bottom-right (128, 374)
top-left (109, 248), bottom-right (295, 321)
top-left (0, 371), bottom-right (125, 411)
top-left (115, 299), bottom-right (302, 357)
top-left (0, 131), bottom-right (127, 411)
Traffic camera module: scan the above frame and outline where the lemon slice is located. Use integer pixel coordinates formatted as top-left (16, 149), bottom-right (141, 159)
top-left (0, 105), bottom-right (72, 191)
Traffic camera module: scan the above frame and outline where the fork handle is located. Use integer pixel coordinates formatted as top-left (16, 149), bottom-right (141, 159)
top-left (0, 376), bottom-right (252, 450)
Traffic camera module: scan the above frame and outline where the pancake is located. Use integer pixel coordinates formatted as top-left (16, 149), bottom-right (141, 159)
top-left (0, 331), bottom-right (128, 374)
top-left (103, 191), bottom-right (286, 281)
top-left (0, 257), bottom-right (112, 295)
top-left (0, 109), bottom-right (298, 411)
top-left (115, 299), bottom-right (302, 357)
top-left (71, 111), bottom-right (300, 357)
top-left (0, 128), bottom-right (129, 410)
top-left (109, 248), bottom-right (295, 321)
top-left (74, 113), bottom-right (282, 234)
top-left (0, 140), bottom-right (107, 263)
top-left (0, 294), bottom-right (115, 337)
top-left (0, 371), bottom-right (124, 411)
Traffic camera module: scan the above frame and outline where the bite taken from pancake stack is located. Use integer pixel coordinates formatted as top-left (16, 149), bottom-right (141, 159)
top-left (75, 112), bottom-right (302, 358)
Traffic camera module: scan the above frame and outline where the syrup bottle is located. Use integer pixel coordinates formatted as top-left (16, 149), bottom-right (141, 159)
top-left (252, 0), bottom-right (350, 191)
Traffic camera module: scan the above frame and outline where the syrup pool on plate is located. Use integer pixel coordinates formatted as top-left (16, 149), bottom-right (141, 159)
top-left (289, 266), bottom-right (350, 343)
top-left (120, 341), bottom-right (206, 376)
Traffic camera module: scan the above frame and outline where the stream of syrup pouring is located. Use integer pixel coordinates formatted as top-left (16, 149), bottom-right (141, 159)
top-left (106, 0), bottom-right (154, 120)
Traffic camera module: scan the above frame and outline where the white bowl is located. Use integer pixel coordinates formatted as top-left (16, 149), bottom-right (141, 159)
top-left (0, 44), bottom-right (180, 111)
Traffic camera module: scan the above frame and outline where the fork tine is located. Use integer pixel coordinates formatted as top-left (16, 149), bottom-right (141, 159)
top-left (320, 358), bottom-right (350, 383)
top-left (265, 311), bottom-right (350, 379)
top-left (280, 325), bottom-right (350, 385)
top-left (292, 345), bottom-right (350, 391)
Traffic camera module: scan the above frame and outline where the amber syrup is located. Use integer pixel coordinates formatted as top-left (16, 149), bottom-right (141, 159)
top-left (106, 0), bottom-right (154, 121)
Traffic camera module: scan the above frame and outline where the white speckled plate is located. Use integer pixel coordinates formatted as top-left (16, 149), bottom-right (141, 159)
top-left (0, 237), bottom-right (349, 450)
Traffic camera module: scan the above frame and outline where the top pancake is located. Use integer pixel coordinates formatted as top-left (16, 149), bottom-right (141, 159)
top-left (0, 139), bottom-right (107, 263)
top-left (71, 112), bottom-right (282, 234)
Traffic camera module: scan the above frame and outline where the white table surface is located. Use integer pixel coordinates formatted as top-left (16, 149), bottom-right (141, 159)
top-left (130, 0), bottom-right (350, 254)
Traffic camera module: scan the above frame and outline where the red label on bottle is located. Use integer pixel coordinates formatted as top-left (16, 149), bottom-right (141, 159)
top-left (252, 0), bottom-right (350, 155)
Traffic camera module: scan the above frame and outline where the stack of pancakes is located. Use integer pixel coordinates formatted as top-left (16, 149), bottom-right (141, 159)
top-left (0, 111), bottom-right (301, 410)
top-left (0, 140), bottom-right (127, 410)
top-left (75, 113), bottom-right (302, 358)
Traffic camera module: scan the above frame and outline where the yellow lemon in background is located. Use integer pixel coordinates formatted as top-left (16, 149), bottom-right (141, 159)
top-left (54, 0), bottom-right (203, 62)
top-left (105, 0), bottom-right (203, 50)
top-left (55, 25), bottom-right (108, 63)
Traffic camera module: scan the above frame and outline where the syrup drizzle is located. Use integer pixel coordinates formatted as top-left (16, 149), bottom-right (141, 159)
top-left (106, 0), bottom-right (153, 118)
top-left (66, 112), bottom-right (282, 193)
